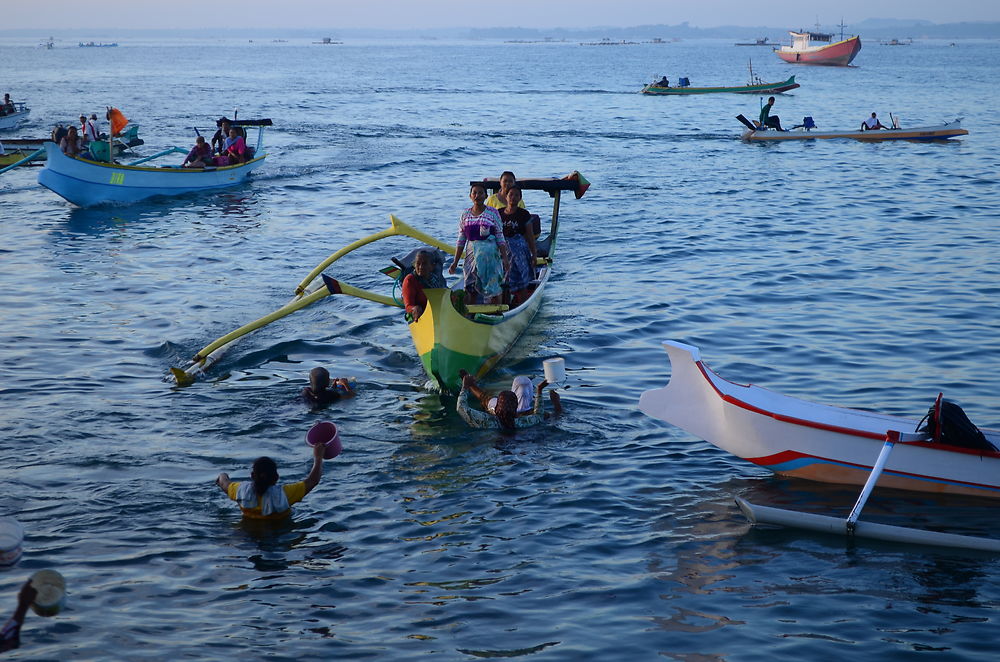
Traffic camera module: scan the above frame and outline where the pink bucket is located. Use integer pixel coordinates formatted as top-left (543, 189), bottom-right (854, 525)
top-left (306, 421), bottom-right (342, 459)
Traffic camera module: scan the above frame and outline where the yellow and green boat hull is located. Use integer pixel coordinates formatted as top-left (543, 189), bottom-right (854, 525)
top-left (408, 279), bottom-right (547, 393)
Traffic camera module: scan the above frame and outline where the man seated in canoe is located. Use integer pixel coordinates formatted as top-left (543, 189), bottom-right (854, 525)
top-left (759, 96), bottom-right (784, 131)
top-left (860, 112), bottom-right (886, 131)
top-left (182, 136), bottom-right (213, 168)
top-left (653, 76), bottom-right (669, 87)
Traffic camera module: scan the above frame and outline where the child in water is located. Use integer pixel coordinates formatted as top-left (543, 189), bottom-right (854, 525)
top-left (302, 367), bottom-right (355, 406)
top-left (215, 443), bottom-right (327, 520)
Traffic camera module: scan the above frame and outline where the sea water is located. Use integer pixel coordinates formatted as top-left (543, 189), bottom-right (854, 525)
top-left (1, 35), bottom-right (999, 660)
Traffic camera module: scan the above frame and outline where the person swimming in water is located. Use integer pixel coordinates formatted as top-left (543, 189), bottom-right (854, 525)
top-left (457, 372), bottom-right (561, 431)
top-left (215, 443), bottom-right (327, 520)
top-left (302, 367), bottom-right (355, 406)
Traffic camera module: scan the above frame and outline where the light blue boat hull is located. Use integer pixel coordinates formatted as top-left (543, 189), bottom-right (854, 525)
top-left (38, 141), bottom-right (265, 207)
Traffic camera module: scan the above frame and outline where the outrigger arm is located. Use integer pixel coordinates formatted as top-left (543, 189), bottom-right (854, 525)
top-left (170, 214), bottom-right (456, 385)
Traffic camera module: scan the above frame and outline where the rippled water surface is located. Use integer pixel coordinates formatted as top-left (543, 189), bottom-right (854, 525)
top-left (2, 36), bottom-right (1000, 660)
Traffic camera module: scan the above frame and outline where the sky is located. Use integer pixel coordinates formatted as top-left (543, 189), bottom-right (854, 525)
top-left (4, 0), bottom-right (999, 31)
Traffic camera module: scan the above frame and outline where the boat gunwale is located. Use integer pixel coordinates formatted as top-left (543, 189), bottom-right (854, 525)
top-left (677, 342), bottom-right (1000, 460)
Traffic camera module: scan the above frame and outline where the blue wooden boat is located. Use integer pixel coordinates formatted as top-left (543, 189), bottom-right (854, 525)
top-left (38, 119), bottom-right (270, 207)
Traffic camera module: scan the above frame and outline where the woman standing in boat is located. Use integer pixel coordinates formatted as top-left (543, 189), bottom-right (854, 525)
top-left (498, 185), bottom-right (537, 307)
top-left (449, 183), bottom-right (510, 305)
top-left (485, 171), bottom-right (525, 210)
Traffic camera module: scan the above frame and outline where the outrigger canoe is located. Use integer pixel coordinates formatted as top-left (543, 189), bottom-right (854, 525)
top-left (738, 116), bottom-right (968, 142)
top-left (171, 173), bottom-right (590, 392)
top-left (639, 341), bottom-right (1000, 551)
top-left (642, 75), bottom-right (799, 95)
top-left (38, 118), bottom-right (270, 206)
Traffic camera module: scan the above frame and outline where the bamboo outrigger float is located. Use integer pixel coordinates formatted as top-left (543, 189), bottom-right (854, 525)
top-left (171, 173), bottom-right (589, 392)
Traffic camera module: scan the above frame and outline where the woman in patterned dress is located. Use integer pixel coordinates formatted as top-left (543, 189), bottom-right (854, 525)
top-left (448, 183), bottom-right (510, 305)
top-left (498, 185), bottom-right (537, 308)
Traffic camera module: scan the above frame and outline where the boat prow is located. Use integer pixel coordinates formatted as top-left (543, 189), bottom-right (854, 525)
top-left (639, 340), bottom-right (1000, 498)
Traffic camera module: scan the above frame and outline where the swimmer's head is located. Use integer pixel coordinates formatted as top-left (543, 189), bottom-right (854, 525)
top-left (495, 390), bottom-right (518, 432)
top-left (310, 366), bottom-right (331, 391)
top-left (251, 456), bottom-right (279, 496)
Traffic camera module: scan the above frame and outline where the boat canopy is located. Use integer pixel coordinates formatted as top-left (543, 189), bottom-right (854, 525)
top-left (471, 177), bottom-right (581, 196)
top-left (232, 118), bottom-right (273, 127)
top-left (791, 31), bottom-right (833, 42)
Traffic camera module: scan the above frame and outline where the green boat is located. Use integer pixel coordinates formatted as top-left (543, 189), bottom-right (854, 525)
top-left (641, 75), bottom-right (799, 95)
top-left (172, 173), bottom-right (589, 393)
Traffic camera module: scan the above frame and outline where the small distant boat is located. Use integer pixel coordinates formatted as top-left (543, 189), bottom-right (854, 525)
top-left (737, 115), bottom-right (968, 142)
top-left (776, 29), bottom-right (861, 66)
top-left (38, 118), bottom-right (271, 207)
top-left (79, 41), bottom-right (118, 47)
top-left (880, 38), bottom-right (912, 46)
top-left (0, 102), bottom-right (30, 131)
top-left (642, 75), bottom-right (799, 96)
top-left (735, 37), bottom-right (773, 46)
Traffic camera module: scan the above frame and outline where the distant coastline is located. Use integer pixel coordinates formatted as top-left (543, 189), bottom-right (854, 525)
top-left (2, 19), bottom-right (1000, 41)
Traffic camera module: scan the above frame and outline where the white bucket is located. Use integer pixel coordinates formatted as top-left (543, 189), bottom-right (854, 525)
top-left (0, 517), bottom-right (24, 567)
top-left (542, 357), bottom-right (566, 384)
top-left (30, 569), bottom-right (66, 617)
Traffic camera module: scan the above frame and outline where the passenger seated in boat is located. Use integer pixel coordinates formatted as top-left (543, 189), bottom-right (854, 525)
top-left (224, 128), bottom-right (248, 163)
top-left (449, 183), bottom-right (510, 305)
top-left (182, 136), bottom-right (213, 168)
top-left (51, 124), bottom-right (68, 145)
top-left (402, 250), bottom-right (441, 322)
top-left (457, 372), bottom-right (560, 431)
top-left (655, 77), bottom-right (669, 87)
top-left (485, 171), bottom-right (525, 210)
top-left (3, 93), bottom-right (15, 114)
top-left (860, 112), bottom-right (886, 131)
top-left (215, 444), bottom-right (328, 520)
top-left (211, 118), bottom-right (232, 153)
top-left (499, 186), bottom-right (537, 308)
top-left (302, 366), bottom-right (355, 406)
top-left (59, 126), bottom-right (86, 157)
top-left (759, 96), bottom-right (783, 131)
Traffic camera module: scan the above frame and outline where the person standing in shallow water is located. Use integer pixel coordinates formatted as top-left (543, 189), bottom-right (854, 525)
top-left (215, 443), bottom-right (327, 520)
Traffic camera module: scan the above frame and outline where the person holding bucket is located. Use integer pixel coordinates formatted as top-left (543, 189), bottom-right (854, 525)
top-left (457, 372), bottom-right (561, 431)
top-left (215, 422), bottom-right (340, 520)
top-left (0, 581), bottom-right (37, 652)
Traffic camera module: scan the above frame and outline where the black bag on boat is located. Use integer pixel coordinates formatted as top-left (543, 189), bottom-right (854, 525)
top-left (917, 394), bottom-right (997, 452)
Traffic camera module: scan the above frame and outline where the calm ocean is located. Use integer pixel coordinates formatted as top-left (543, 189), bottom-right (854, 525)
top-left (1, 34), bottom-right (999, 660)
